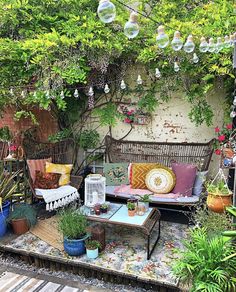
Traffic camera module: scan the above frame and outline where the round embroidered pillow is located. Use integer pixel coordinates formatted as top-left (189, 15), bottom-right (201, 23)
top-left (145, 168), bottom-right (176, 194)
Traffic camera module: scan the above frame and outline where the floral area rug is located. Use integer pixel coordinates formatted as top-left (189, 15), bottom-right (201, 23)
top-left (0, 221), bottom-right (188, 288)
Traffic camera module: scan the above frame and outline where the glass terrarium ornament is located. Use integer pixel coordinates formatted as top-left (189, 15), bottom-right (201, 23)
top-left (124, 12), bottom-right (139, 39)
top-left (171, 31), bottom-right (183, 51)
top-left (84, 174), bottom-right (106, 207)
top-left (183, 35), bottom-right (195, 53)
top-left (156, 25), bottom-right (169, 48)
top-left (199, 37), bottom-right (209, 52)
top-left (97, 0), bottom-right (116, 24)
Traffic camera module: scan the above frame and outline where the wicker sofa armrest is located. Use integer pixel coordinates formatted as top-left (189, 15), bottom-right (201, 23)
top-left (70, 175), bottom-right (83, 189)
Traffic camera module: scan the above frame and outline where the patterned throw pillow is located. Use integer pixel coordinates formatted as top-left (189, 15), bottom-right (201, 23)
top-left (27, 158), bottom-right (52, 183)
top-left (34, 171), bottom-right (61, 189)
top-left (145, 167), bottom-right (176, 194)
top-left (45, 162), bottom-right (73, 186)
top-left (131, 163), bottom-right (163, 189)
top-left (103, 163), bottom-right (129, 186)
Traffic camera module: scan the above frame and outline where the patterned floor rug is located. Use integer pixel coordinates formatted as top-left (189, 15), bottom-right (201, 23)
top-left (0, 271), bottom-right (79, 292)
top-left (0, 221), bottom-right (189, 288)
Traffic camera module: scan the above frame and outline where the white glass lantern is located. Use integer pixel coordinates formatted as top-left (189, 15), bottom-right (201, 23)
top-left (84, 174), bottom-right (106, 207)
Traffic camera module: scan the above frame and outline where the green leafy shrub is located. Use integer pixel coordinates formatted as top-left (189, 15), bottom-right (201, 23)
top-left (206, 180), bottom-right (232, 196)
top-left (172, 227), bottom-right (236, 292)
top-left (78, 130), bottom-right (100, 150)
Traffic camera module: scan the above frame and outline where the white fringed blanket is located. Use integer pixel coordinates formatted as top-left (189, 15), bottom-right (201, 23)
top-left (35, 185), bottom-right (80, 211)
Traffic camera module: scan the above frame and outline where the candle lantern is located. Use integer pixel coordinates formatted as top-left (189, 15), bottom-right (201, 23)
top-left (84, 174), bottom-right (106, 207)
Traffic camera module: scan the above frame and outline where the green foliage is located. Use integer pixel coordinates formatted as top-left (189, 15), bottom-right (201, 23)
top-left (78, 129), bottom-right (100, 150)
top-left (94, 103), bottom-right (121, 126)
top-left (172, 227), bottom-right (236, 292)
top-left (127, 202), bottom-right (135, 211)
top-left (48, 128), bottom-right (72, 143)
top-left (0, 126), bottom-right (13, 142)
top-left (58, 209), bottom-right (88, 239)
top-left (85, 239), bottom-right (101, 250)
top-left (0, 171), bottom-right (21, 206)
top-left (206, 180), bottom-right (232, 196)
top-left (138, 194), bottom-right (151, 203)
top-left (8, 203), bottom-right (37, 227)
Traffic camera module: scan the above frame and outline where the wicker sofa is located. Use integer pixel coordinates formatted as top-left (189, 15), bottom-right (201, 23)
top-left (105, 135), bottom-right (215, 209)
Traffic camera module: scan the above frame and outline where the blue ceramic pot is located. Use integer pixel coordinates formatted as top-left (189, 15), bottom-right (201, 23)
top-left (0, 213), bottom-right (7, 237)
top-left (2, 201), bottom-right (11, 218)
top-left (63, 234), bottom-right (89, 256)
top-left (86, 248), bottom-right (99, 259)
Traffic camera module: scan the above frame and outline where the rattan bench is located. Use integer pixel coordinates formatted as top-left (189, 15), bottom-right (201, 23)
top-left (105, 135), bottom-right (215, 209)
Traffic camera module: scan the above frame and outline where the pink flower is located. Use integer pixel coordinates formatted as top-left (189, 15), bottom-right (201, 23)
top-left (215, 127), bottom-right (220, 133)
top-left (124, 118), bottom-right (131, 124)
top-left (226, 124), bottom-right (233, 130)
top-left (218, 135), bottom-right (226, 142)
top-left (214, 149), bottom-right (221, 155)
top-left (9, 145), bottom-right (17, 151)
top-left (127, 111), bottom-right (132, 116)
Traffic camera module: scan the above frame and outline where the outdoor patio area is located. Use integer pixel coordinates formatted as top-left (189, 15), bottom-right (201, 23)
top-left (0, 216), bottom-right (188, 291)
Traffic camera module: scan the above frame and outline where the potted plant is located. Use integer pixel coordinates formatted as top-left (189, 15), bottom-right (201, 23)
top-left (127, 201), bottom-right (136, 217)
top-left (0, 171), bottom-right (20, 237)
top-left (206, 180), bottom-right (232, 213)
top-left (85, 239), bottom-right (101, 259)
top-left (138, 194), bottom-right (151, 213)
top-left (8, 204), bottom-right (37, 235)
top-left (100, 203), bottom-right (109, 213)
top-left (58, 209), bottom-right (89, 256)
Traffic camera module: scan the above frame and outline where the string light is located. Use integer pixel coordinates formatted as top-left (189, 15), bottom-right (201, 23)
top-left (9, 88), bottom-right (14, 96)
top-left (183, 35), bottom-right (195, 53)
top-left (224, 35), bottom-right (231, 48)
top-left (215, 37), bottom-right (223, 53)
top-left (88, 87), bottom-right (94, 97)
top-left (60, 91), bottom-right (65, 99)
top-left (45, 90), bottom-right (50, 99)
top-left (120, 80), bottom-right (126, 90)
top-left (124, 12), bottom-right (139, 39)
top-left (155, 68), bottom-right (161, 78)
top-left (174, 62), bottom-right (180, 72)
top-left (21, 90), bottom-right (26, 98)
top-left (171, 31), bottom-right (183, 51)
top-left (208, 38), bottom-right (215, 53)
top-left (74, 89), bottom-right (79, 98)
top-left (97, 0), bottom-right (116, 24)
top-left (192, 53), bottom-right (199, 64)
top-left (137, 75), bottom-right (143, 85)
top-left (230, 110), bottom-right (236, 118)
top-left (104, 83), bottom-right (110, 93)
top-left (199, 37), bottom-right (209, 52)
top-left (156, 26), bottom-right (169, 49)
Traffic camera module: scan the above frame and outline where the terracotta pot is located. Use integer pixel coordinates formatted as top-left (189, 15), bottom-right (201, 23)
top-left (207, 192), bottom-right (232, 213)
top-left (11, 218), bottom-right (29, 235)
top-left (128, 209), bottom-right (136, 217)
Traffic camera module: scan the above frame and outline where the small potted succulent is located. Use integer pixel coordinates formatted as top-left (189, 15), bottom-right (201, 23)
top-left (85, 239), bottom-right (101, 259)
top-left (206, 180), bottom-right (232, 213)
top-left (127, 201), bottom-right (136, 217)
top-left (59, 209), bottom-right (89, 256)
top-left (100, 203), bottom-right (109, 213)
top-left (8, 203), bottom-right (37, 235)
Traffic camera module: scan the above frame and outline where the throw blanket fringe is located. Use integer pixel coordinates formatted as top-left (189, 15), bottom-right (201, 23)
top-left (35, 185), bottom-right (80, 211)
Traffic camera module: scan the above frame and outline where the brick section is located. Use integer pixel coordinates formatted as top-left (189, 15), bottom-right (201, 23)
top-left (0, 106), bottom-right (59, 142)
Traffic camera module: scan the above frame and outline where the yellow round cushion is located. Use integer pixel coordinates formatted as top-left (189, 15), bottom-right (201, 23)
top-left (145, 168), bottom-right (176, 194)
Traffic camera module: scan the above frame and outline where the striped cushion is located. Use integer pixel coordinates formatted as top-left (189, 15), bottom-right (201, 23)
top-left (131, 163), bottom-right (162, 189)
top-left (27, 158), bottom-right (52, 183)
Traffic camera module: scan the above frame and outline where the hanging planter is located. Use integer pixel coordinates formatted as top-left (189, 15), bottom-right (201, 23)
top-left (133, 114), bottom-right (150, 125)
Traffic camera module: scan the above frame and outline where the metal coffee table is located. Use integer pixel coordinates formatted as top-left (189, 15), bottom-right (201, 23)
top-left (81, 204), bottom-right (161, 260)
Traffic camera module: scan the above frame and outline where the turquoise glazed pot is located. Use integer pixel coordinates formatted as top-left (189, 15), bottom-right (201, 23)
top-left (63, 234), bottom-right (89, 256)
top-left (86, 248), bottom-right (99, 259)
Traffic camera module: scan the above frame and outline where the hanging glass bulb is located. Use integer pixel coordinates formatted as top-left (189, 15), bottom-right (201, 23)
top-left (183, 35), bottom-right (195, 53)
top-left (137, 75), bottom-right (143, 85)
top-left (199, 37), bottom-right (209, 53)
top-left (74, 89), bottom-right (79, 98)
top-left (224, 35), bottom-right (231, 49)
top-left (9, 88), bottom-right (14, 96)
top-left (104, 83), bottom-right (110, 94)
top-left (174, 62), bottom-right (180, 72)
top-left (46, 90), bottom-right (50, 99)
top-left (97, 0), bottom-right (116, 24)
top-left (208, 38), bottom-right (216, 53)
top-left (233, 96), bottom-right (236, 106)
top-left (230, 110), bottom-right (236, 118)
top-left (155, 68), bottom-right (161, 78)
top-left (21, 90), bottom-right (26, 98)
top-left (156, 25), bottom-right (169, 49)
top-left (171, 31), bottom-right (183, 51)
top-left (60, 91), bottom-right (65, 99)
top-left (120, 80), bottom-right (126, 90)
top-left (33, 91), bottom-right (37, 98)
top-left (230, 34), bottom-right (235, 47)
top-left (192, 53), bottom-right (199, 64)
top-left (215, 37), bottom-right (223, 53)
top-left (88, 87), bottom-right (94, 97)
top-left (124, 12), bottom-right (139, 39)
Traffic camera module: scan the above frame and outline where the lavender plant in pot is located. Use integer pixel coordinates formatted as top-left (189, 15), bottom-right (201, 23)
top-left (85, 239), bottom-right (101, 259)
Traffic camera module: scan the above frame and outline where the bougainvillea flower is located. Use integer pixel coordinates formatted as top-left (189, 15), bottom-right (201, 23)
top-left (124, 118), bottom-right (132, 123)
top-left (218, 135), bottom-right (226, 142)
top-left (214, 127), bottom-right (220, 133)
top-left (214, 149), bottom-right (221, 155)
top-left (226, 123), bottom-right (233, 130)
top-left (127, 111), bottom-right (133, 116)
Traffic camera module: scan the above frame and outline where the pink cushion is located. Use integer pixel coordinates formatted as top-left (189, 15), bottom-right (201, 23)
top-left (27, 158), bottom-right (52, 183)
top-left (171, 162), bottom-right (197, 197)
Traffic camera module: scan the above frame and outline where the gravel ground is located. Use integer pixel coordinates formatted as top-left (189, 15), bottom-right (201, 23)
top-left (0, 252), bottom-right (155, 292)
